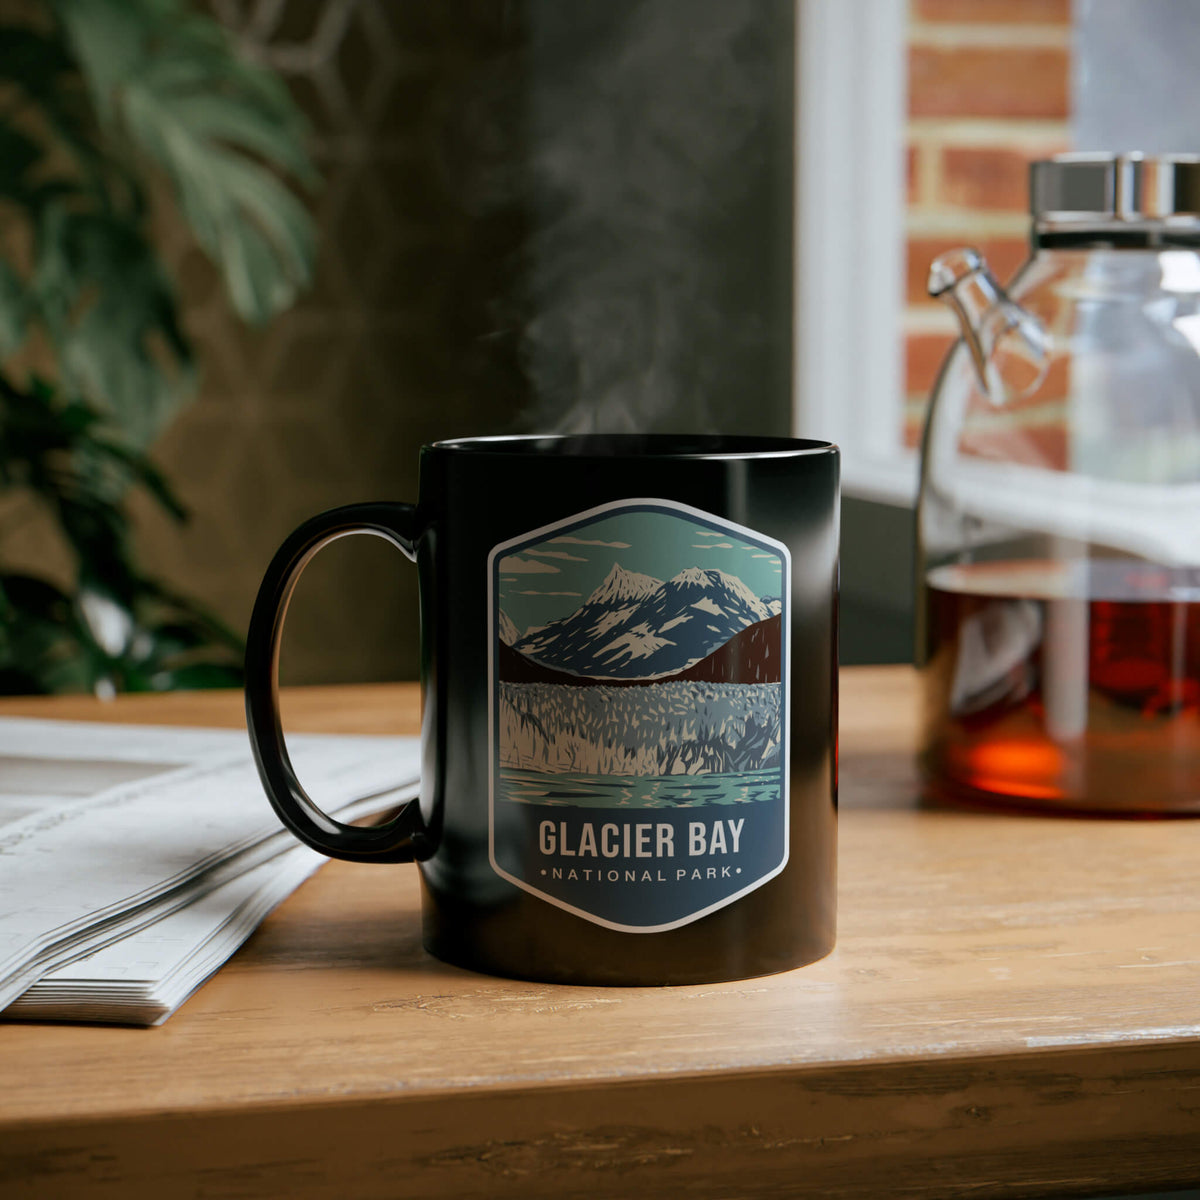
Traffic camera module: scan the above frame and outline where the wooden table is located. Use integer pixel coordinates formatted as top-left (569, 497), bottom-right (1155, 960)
top-left (2, 667), bottom-right (1199, 1199)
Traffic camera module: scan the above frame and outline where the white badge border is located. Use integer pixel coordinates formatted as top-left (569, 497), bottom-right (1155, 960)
top-left (487, 496), bottom-right (792, 933)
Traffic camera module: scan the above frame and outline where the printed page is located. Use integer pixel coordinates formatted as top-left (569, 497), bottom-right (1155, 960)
top-left (0, 719), bottom-right (421, 1012)
top-left (0, 722), bottom-right (245, 830)
top-left (6, 783), bottom-right (418, 1025)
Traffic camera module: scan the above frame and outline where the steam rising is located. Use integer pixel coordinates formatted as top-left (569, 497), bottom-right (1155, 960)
top-left (518, 0), bottom-right (792, 433)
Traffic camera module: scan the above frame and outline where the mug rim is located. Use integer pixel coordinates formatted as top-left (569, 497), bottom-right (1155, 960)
top-left (427, 433), bottom-right (838, 461)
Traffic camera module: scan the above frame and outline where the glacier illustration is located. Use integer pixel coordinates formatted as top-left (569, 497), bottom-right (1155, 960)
top-left (499, 680), bottom-right (781, 778)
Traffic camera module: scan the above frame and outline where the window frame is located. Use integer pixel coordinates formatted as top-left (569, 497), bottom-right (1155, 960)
top-left (793, 0), bottom-right (917, 507)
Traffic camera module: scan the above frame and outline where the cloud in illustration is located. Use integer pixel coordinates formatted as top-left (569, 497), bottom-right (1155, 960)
top-left (502, 576), bottom-right (518, 582)
top-left (692, 542), bottom-right (734, 549)
top-left (695, 531), bottom-right (726, 538)
top-left (499, 555), bottom-right (561, 574)
top-left (515, 590), bottom-right (582, 596)
top-left (751, 553), bottom-right (774, 559)
top-left (549, 535), bottom-right (632, 548)
top-left (526, 549), bottom-right (588, 561)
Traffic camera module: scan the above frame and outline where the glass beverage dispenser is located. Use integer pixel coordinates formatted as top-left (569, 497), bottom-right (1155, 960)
top-left (918, 153), bottom-right (1200, 814)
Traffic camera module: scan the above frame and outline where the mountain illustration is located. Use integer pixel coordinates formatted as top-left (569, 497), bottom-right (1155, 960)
top-left (670, 614), bottom-right (781, 684)
top-left (500, 613), bottom-right (781, 687)
top-left (584, 562), bottom-right (663, 606)
top-left (498, 610), bottom-right (521, 646)
top-left (512, 563), bottom-right (773, 680)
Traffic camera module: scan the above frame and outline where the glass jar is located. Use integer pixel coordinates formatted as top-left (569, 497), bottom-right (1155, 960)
top-left (918, 153), bottom-right (1200, 814)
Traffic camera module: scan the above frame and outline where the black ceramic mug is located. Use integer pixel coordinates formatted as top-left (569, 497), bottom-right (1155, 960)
top-left (245, 434), bottom-right (838, 985)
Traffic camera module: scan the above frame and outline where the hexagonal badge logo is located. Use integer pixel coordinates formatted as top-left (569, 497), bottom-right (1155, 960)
top-left (487, 498), bottom-right (790, 932)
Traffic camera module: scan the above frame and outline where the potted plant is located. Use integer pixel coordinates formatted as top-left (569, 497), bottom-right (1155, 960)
top-left (0, 0), bottom-right (316, 693)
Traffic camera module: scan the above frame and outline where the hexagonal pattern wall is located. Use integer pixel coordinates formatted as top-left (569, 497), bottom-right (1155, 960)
top-left (130, 0), bottom-right (795, 685)
top-left (134, 0), bottom-right (531, 684)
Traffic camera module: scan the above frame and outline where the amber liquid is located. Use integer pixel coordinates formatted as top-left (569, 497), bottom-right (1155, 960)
top-left (922, 560), bottom-right (1200, 814)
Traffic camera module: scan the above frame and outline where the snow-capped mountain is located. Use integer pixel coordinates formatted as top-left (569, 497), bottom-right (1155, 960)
top-left (514, 563), bottom-right (773, 680)
top-left (584, 562), bottom-right (663, 607)
top-left (515, 565), bottom-right (660, 670)
top-left (498, 610), bottom-right (521, 646)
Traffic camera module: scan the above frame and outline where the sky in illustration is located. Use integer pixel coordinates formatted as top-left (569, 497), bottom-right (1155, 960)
top-left (497, 507), bottom-right (784, 637)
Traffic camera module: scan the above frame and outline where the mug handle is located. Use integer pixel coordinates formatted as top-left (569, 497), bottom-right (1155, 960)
top-left (245, 502), bottom-right (429, 863)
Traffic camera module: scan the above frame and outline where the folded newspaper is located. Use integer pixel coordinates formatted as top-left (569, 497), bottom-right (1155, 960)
top-left (0, 717), bottom-right (420, 1026)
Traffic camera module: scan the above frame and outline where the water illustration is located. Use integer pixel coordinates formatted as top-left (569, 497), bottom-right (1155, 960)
top-left (499, 765), bottom-right (781, 808)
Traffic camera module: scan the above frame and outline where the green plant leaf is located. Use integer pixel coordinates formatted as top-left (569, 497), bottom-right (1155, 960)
top-left (0, 28), bottom-right (76, 108)
top-left (30, 204), bottom-right (195, 442)
top-left (89, 434), bottom-right (187, 521)
top-left (0, 1), bottom-right (300, 695)
top-left (55, 0), bottom-right (318, 324)
top-left (49, 0), bottom-right (148, 124)
top-left (147, 662), bottom-right (242, 690)
top-left (0, 261), bottom-right (27, 355)
top-left (0, 375), bottom-right (186, 605)
top-left (0, 572), bottom-right (98, 694)
top-left (0, 25), bottom-right (112, 201)
top-left (0, 125), bottom-right (42, 202)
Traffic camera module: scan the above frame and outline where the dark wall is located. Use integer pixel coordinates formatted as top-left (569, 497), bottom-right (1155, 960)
top-left (840, 498), bottom-right (914, 666)
top-left (136, 0), bottom-right (797, 685)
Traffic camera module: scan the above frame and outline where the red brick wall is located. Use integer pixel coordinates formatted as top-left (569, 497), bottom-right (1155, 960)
top-left (903, 0), bottom-right (1072, 447)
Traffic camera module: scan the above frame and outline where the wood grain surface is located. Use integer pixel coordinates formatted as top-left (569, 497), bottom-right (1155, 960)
top-left (2, 668), bottom-right (1199, 1199)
